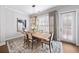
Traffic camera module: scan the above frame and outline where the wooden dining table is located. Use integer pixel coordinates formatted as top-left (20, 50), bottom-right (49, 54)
top-left (31, 32), bottom-right (51, 41)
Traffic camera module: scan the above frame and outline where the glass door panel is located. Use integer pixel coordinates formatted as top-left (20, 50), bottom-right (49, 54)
top-left (60, 11), bottom-right (76, 42)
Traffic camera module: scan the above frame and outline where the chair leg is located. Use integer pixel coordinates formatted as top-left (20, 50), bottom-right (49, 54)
top-left (36, 39), bottom-right (38, 48)
top-left (49, 43), bottom-right (51, 53)
top-left (24, 39), bottom-right (27, 47)
top-left (42, 43), bottom-right (43, 48)
top-left (25, 39), bottom-right (29, 47)
top-left (32, 39), bottom-right (33, 49)
top-left (24, 38), bottom-right (26, 46)
top-left (51, 43), bottom-right (53, 49)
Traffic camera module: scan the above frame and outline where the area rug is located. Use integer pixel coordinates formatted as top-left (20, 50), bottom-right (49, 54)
top-left (7, 37), bottom-right (63, 53)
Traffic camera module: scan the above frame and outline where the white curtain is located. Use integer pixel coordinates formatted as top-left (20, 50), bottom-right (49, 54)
top-left (36, 14), bottom-right (49, 33)
top-left (76, 10), bottom-right (79, 46)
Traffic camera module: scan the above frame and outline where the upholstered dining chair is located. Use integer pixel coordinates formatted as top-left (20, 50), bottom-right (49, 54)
top-left (41, 33), bottom-right (53, 53)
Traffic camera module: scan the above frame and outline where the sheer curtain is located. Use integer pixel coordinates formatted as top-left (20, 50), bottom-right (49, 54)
top-left (49, 11), bottom-right (57, 40)
top-left (49, 12), bottom-right (54, 33)
top-left (76, 10), bottom-right (79, 46)
top-left (36, 14), bottom-right (49, 33)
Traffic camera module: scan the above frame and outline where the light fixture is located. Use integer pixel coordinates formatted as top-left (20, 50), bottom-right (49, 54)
top-left (31, 5), bottom-right (37, 32)
top-left (32, 5), bottom-right (36, 7)
top-left (32, 5), bottom-right (36, 14)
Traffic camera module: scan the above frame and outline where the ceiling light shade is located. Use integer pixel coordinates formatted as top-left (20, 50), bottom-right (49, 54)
top-left (32, 5), bottom-right (36, 14)
top-left (32, 5), bottom-right (36, 7)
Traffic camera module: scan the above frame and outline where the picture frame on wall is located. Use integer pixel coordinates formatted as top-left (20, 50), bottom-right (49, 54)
top-left (17, 18), bottom-right (26, 32)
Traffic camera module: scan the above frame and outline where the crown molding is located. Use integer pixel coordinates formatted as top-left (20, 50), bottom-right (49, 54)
top-left (3, 6), bottom-right (28, 16)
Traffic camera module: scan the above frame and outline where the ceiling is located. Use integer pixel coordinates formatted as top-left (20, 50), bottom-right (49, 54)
top-left (5, 5), bottom-right (57, 15)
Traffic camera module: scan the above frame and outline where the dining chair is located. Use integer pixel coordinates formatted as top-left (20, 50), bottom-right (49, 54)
top-left (27, 32), bottom-right (38, 49)
top-left (23, 31), bottom-right (29, 47)
top-left (41, 33), bottom-right (53, 53)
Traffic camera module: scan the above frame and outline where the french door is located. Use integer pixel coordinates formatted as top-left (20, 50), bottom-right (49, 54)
top-left (59, 11), bottom-right (76, 43)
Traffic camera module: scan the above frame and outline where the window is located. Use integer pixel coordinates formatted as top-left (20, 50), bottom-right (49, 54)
top-left (37, 14), bottom-right (49, 33)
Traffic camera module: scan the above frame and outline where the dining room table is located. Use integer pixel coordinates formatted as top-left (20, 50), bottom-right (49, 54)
top-left (31, 32), bottom-right (51, 41)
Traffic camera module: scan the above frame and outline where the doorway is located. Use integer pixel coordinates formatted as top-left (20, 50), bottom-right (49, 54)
top-left (59, 11), bottom-right (76, 43)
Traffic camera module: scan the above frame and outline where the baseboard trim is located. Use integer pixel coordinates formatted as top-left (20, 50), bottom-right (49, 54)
top-left (0, 42), bottom-right (6, 46)
top-left (60, 40), bottom-right (76, 45)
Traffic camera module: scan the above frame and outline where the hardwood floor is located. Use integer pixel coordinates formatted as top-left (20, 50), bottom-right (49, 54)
top-left (0, 44), bottom-right (9, 53)
top-left (62, 42), bottom-right (79, 53)
top-left (0, 41), bottom-right (79, 53)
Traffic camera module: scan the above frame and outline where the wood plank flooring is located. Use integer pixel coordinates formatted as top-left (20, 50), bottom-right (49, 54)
top-left (62, 42), bottom-right (79, 53)
top-left (0, 44), bottom-right (9, 53)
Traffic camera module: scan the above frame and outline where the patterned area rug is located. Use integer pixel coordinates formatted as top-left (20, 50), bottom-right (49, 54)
top-left (7, 37), bottom-right (63, 53)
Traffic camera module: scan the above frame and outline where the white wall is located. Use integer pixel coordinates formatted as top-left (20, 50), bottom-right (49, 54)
top-left (0, 6), bottom-right (30, 42)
